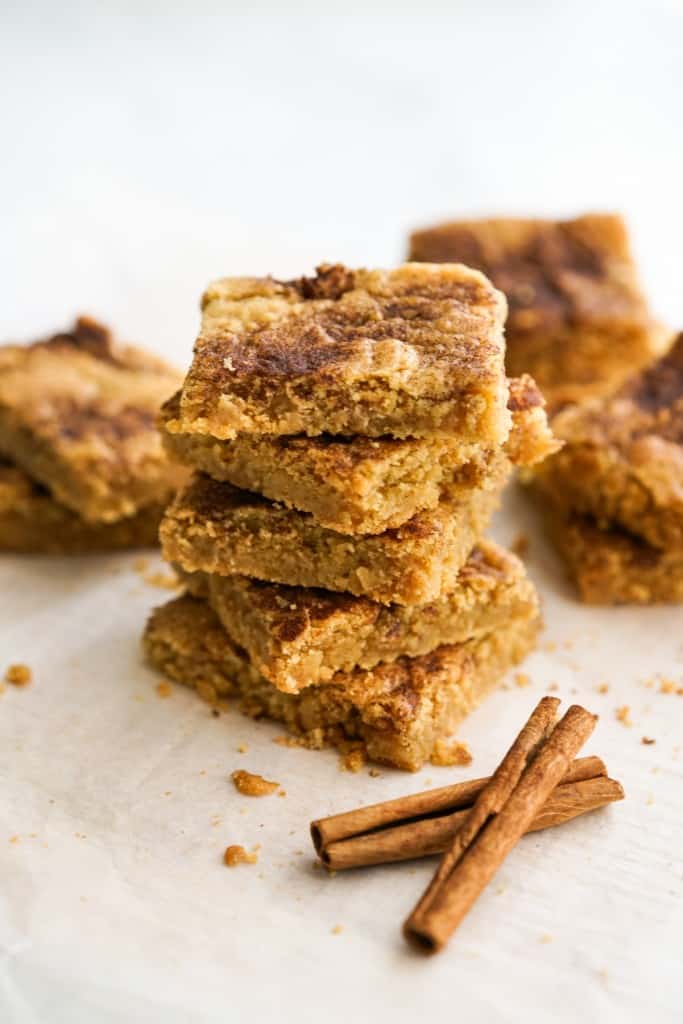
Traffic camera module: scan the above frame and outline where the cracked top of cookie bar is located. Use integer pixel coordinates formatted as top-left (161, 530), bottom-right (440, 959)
top-left (409, 214), bottom-right (650, 337)
top-left (166, 262), bottom-right (509, 441)
top-left (0, 317), bottom-right (183, 522)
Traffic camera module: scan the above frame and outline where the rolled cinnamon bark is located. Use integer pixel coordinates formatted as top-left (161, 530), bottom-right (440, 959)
top-left (404, 699), bottom-right (597, 953)
top-left (321, 775), bottom-right (623, 870)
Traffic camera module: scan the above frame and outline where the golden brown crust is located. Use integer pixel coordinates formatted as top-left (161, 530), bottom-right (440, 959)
top-left (166, 263), bottom-right (510, 442)
top-left (0, 458), bottom-right (165, 553)
top-left (160, 375), bottom-right (557, 534)
top-left (191, 540), bottom-right (537, 692)
top-left (409, 214), bottom-right (665, 407)
top-left (160, 458), bottom-right (509, 605)
top-left (143, 594), bottom-right (540, 771)
top-left (0, 318), bottom-right (183, 523)
top-left (533, 334), bottom-right (683, 550)
top-left (547, 510), bottom-right (683, 605)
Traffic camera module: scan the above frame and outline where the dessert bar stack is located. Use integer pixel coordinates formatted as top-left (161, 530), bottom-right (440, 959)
top-left (531, 334), bottom-right (683, 604)
top-left (0, 318), bottom-right (183, 554)
top-left (409, 214), bottom-right (667, 410)
top-left (146, 263), bottom-right (558, 769)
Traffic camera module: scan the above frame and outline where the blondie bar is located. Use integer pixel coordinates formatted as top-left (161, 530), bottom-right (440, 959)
top-left (143, 594), bottom-right (539, 770)
top-left (163, 263), bottom-right (510, 442)
top-left (534, 334), bottom-right (683, 550)
top-left (0, 458), bottom-right (166, 554)
top-left (160, 455), bottom-right (508, 605)
top-left (409, 214), bottom-right (666, 407)
top-left (547, 510), bottom-right (683, 605)
top-left (161, 374), bottom-right (557, 534)
top-left (0, 317), bottom-right (182, 523)
top-left (184, 540), bottom-right (537, 693)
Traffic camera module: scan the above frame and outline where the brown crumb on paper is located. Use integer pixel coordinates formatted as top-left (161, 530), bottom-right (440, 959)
top-left (340, 748), bottom-right (366, 773)
top-left (515, 673), bottom-right (531, 688)
top-left (223, 844), bottom-right (259, 866)
top-left (641, 737), bottom-right (656, 745)
top-left (430, 738), bottom-right (473, 767)
top-left (596, 683), bottom-right (609, 694)
top-left (5, 664), bottom-right (31, 687)
top-left (616, 706), bottom-right (632, 727)
top-left (539, 933), bottom-right (554, 944)
top-left (156, 681), bottom-right (172, 698)
top-left (331, 924), bottom-right (343, 935)
top-left (231, 769), bottom-right (280, 797)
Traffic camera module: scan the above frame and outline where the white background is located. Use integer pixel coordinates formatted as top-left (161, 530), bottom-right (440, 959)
top-left (1, 2), bottom-right (682, 1022)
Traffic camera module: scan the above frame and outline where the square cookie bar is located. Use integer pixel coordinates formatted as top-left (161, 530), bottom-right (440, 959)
top-left (162, 262), bottom-right (510, 442)
top-left (143, 594), bottom-right (539, 771)
top-left (183, 540), bottom-right (537, 693)
top-left (409, 214), bottom-right (666, 407)
top-left (534, 334), bottom-right (683, 551)
top-left (160, 455), bottom-right (509, 606)
top-left (0, 317), bottom-right (182, 523)
top-left (0, 458), bottom-right (166, 554)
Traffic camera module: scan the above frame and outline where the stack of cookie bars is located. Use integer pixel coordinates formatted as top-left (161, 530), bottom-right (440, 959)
top-left (144, 263), bottom-right (559, 770)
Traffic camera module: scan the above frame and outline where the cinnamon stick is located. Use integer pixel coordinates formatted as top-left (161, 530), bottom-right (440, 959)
top-left (404, 699), bottom-right (597, 953)
top-left (320, 775), bottom-right (623, 870)
top-left (311, 753), bottom-right (606, 855)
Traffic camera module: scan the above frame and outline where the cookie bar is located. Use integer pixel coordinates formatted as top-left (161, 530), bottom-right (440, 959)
top-left (409, 214), bottom-right (666, 408)
top-left (143, 594), bottom-right (540, 771)
top-left (534, 334), bottom-right (683, 551)
top-left (162, 262), bottom-right (510, 442)
top-left (0, 458), bottom-right (165, 554)
top-left (0, 317), bottom-right (182, 523)
top-left (160, 455), bottom-right (509, 606)
top-left (547, 510), bottom-right (683, 605)
top-left (161, 374), bottom-right (558, 535)
top-left (184, 540), bottom-right (537, 693)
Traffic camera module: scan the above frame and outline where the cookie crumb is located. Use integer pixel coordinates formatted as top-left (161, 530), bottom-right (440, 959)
top-left (514, 672), bottom-right (531, 688)
top-left (368, 768), bottom-right (381, 778)
top-left (547, 682), bottom-right (559, 692)
top-left (340, 748), bottom-right (366, 773)
top-left (641, 736), bottom-right (656, 746)
top-left (331, 924), bottom-right (343, 935)
top-left (659, 678), bottom-right (676, 694)
top-left (539, 933), bottom-right (553, 944)
top-left (211, 708), bottom-right (220, 717)
top-left (237, 743), bottom-right (248, 753)
top-left (223, 844), bottom-right (259, 866)
top-left (133, 556), bottom-right (150, 573)
top-left (231, 769), bottom-right (280, 797)
top-left (156, 681), bottom-right (172, 698)
top-left (5, 664), bottom-right (31, 687)
top-left (143, 571), bottom-right (183, 591)
top-left (596, 683), bottom-right (609, 694)
top-left (615, 705), bottom-right (632, 727)
top-left (430, 739), bottom-right (473, 767)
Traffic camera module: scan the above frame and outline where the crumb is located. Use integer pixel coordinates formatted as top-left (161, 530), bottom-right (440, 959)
top-left (495, 885), bottom-right (506, 895)
top-left (562, 640), bottom-right (574, 651)
top-left (339, 748), bottom-right (366, 773)
top-left (9, 836), bottom-right (19, 844)
top-left (312, 860), bottom-right (321, 871)
top-left (641, 737), bottom-right (656, 745)
top-left (331, 925), bottom-right (343, 935)
top-left (231, 769), bottom-right (280, 797)
top-left (659, 679), bottom-right (676, 694)
top-left (514, 672), bottom-right (531, 688)
top-left (223, 844), bottom-right (259, 866)
top-left (616, 705), bottom-right (632, 727)
top-left (211, 708), bottom-right (220, 718)
top-left (511, 533), bottom-right (529, 557)
top-left (368, 768), bottom-right (381, 778)
top-left (543, 641), bottom-right (558, 653)
top-left (156, 681), bottom-right (172, 698)
top-left (430, 739), bottom-right (473, 767)
top-left (237, 744), bottom-right (248, 753)
top-left (164, 790), bottom-right (172, 796)
top-left (547, 682), bottom-right (559, 693)
top-left (5, 664), bottom-right (31, 687)
top-left (277, 789), bottom-right (286, 797)
top-left (0, 683), bottom-right (6, 696)
top-left (133, 556), bottom-right (150, 573)
top-left (273, 734), bottom-right (305, 748)
top-left (539, 934), bottom-right (553, 944)
top-left (597, 683), bottom-right (610, 694)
